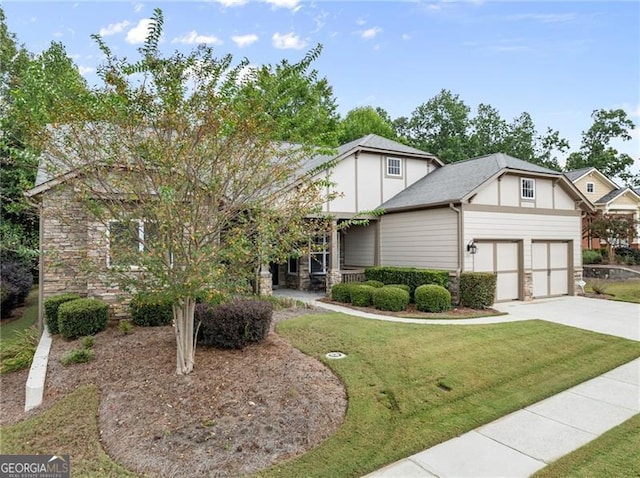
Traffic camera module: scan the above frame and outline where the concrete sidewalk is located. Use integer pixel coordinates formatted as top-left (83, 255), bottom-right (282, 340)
top-left (366, 359), bottom-right (639, 478)
top-left (273, 290), bottom-right (640, 477)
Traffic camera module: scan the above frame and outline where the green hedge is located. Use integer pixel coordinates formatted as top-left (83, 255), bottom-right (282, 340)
top-left (58, 298), bottom-right (109, 340)
top-left (362, 280), bottom-right (384, 288)
top-left (415, 284), bottom-right (451, 313)
top-left (459, 272), bottom-right (496, 309)
top-left (372, 286), bottom-right (410, 312)
top-left (44, 294), bottom-right (82, 334)
top-left (364, 266), bottom-right (449, 296)
top-left (331, 283), bottom-right (354, 303)
top-left (350, 285), bottom-right (376, 307)
top-left (130, 293), bottom-right (174, 327)
top-left (385, 284), bottom-right (411, 293)
top-left (582, 249), bottom-right (602, 265)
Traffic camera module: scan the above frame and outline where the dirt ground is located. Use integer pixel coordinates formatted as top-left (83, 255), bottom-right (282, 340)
top-left (0, 307), bottom-right (347, 477)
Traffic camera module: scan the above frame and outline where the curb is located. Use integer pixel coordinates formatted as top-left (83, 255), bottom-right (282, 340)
top-left (25, 327), bottom-right (52, 412)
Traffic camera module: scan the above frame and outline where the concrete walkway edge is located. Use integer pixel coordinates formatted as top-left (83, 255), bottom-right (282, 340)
top-left (24, 327), bottom-right (52, 412)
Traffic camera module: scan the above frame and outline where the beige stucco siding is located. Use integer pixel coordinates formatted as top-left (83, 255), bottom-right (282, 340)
top-left (324, 152), bottom-right (435, 214)
top-left (472, 175), bottom-right (576, 211)
top-left (609, 192), bottom-right (640, 208)
top-left (343, 224), bottom-right (376, 267)
top-left (500, 176), bottom-right (520, 207)
top-left (536, 180), bottom-right (553, 208)
top-left (554, 184), bottom-right (576, 209)
top-left (379, 208), bottom-right (458, 270)
top-left (574, 172), bottom-right (614, 203)
top-left (463, 210), bottom-right (581, 272)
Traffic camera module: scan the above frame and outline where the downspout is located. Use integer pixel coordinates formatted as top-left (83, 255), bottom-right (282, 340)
top-left (24, 193), bottom-right (44, 333)
top-left (449, 203), bottom-right (462, 304)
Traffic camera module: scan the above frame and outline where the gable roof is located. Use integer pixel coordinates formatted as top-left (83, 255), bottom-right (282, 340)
top-left (380, 152), bottom-right (586, 211)
top-left (563, 167), bottom-right (620, 189)
top-left (301, 134), bottom-right (442, 175)
top-left (595, 187), bottom-right (640, 205)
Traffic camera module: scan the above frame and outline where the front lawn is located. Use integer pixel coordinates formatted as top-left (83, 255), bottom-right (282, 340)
top-left (534, 413), bottom-right (640, 478)
top-left (264, 313), bottom-right (640, 477)
top-left (0, 289), bottom-right (38, 348)
top-left (585, 279), bottom-right (640, 304)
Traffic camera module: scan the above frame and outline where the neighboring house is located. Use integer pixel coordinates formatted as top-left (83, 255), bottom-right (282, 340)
top-left (27, 134), bottom-right (593, 310)
top-left (564, 167), bottom-right (640, 250)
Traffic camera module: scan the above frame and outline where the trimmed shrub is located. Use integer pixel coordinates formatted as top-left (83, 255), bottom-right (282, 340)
top-left (350, 285), bottom-right (376, 307)
top-left (118, 320), bottom-right (134, 335)
top-left (615, 247), bottom-right (640, 265)
top-left (364, 266), bottom-right (449, 297)
top-left (582, 249), bottom-right (602, 265)
top-left (385, 283), bottom-right (411, 293)
top-left (130, 293), bottom-right (174, 327)
top-left (0, 261), bottom-right (33, 315)
top-left (196, 299), bottom-right (273, 349)
top-left (58, 298), bottom-right (109, 340)
top-left (362, 280), bottom-right (384, 288)
top-left (415, 284), bottom-right (451, 313)
top-left (44, 293), bottom-right (82, 334)
top-left (372, 286), bottom-right (410, 312)
top-left (459, 272), bottom-right (496, 309)
top-left (331, 283), bottom-right (354, 303)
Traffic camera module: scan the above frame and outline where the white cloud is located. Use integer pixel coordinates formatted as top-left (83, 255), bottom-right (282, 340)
top-left (356, 17), bottom-right (366, 26)
top-left (214, 0), bottom-right (248, 6)
top-left (53, 31), bottom-right (64, 38)
top-left (134, 3), bottom-right (144, 13)
top-left (402, 33), bottom-right (411, 40)
top-left (125, 18), bottom-right (152, 44)
top-left (99, 20), bottom-right (131, 37)
top-left (504, 13), bottom-right (578, 24)
top-left (172, 30), bottom-right (223, 45)
top-left (231, 34), bottom-right (258, 47)
top-left (361, 27), bottom-right (382, 40)
top-left (78, 66), bottom-right (95, 76)
top-left (617, 103), bottom-right (640, 118)
top-left (265, 0), bottom-right (300, 10)
top-left (272, 32), bottom-right (307, 50)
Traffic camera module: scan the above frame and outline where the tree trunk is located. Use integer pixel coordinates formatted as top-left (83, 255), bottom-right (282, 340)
top-left (173, 297), bottom-right (196, 375)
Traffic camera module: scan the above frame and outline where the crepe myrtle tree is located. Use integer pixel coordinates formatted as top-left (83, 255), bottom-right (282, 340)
top-left (588, 213), bottom-right (638, 262)
top-left (35, 9), bottom-right (340, 375)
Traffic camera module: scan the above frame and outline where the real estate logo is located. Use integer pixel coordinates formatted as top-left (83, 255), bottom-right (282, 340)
top-left (0, 455), bottom-right (70, 478)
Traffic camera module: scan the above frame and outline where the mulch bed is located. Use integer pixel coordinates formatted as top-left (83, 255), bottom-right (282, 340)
top-left (1, 307), bottom-right (346, 477)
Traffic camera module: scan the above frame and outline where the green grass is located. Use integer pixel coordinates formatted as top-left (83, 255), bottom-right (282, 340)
top-left (0, 289), bottom-right (39, 348)
top-left (585, 279), bottom-right (640, 304)
top-left (261, 313), bottom-right (640, 478)
top-left (0, 385), bottom-right (138, 477)
top-left (534, 413), bottom-right (640, 478)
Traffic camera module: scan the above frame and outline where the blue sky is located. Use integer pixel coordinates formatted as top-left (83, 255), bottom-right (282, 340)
top-left (4, 1), bottom-right (639, 169)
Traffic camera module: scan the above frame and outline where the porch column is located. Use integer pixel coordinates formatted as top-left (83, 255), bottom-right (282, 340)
top-left (326, 219), bottom-right (342, 290)
top-left (258, 262), bottom-right (273, 296)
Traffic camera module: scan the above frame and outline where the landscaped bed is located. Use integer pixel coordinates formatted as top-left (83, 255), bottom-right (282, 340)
top-left (2, 308), bottom-right (639, 477)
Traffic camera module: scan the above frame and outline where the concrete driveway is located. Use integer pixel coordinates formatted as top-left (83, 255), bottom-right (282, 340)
top-left (494, 296), bottom-right (640, 341)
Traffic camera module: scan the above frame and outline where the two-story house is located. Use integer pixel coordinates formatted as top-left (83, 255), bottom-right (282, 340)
top-left (564, 167), bottom-right (640, 250)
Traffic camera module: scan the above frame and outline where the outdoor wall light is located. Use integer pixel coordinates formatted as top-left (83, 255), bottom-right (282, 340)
top-left (467, 240), bottom-right (478, 255)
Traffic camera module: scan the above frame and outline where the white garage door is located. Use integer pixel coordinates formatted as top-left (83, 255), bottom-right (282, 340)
top-left (532, 241), bottom-right (570, 298)
top-left (473, 241), bottom-right (520, 302)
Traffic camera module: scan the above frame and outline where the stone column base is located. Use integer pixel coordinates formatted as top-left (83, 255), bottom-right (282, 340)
top-left (326, 270), bottom-right (342, 291)
top-left (258, 270), bottom-right (273, 296)
top-left (523, 272), bottom-right (533, 301)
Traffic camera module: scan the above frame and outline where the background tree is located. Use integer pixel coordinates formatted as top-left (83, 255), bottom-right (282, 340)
top-left (588, 213), bottom-right (638, 262)
top-left (249, 47), bottom-right (339, 147)
top-left (337, 106), bottom-right (397, 144)
top-left (565, 108), bottom-right (636, 182)
top-left (405, 89), bottom-right (471, 162)
top-left (467, 103), bottom-right (508, 157)
top-left (35, 9), bottom-right (335, 375)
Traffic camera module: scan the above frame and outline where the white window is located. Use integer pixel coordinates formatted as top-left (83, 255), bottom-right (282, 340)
top-left (521, 178), bottom-right (535, 200)
top-left (309, 235), bottom-right (330, 275)
top-left (386, 157), bottom-right (402, 177)
top-left (586, 182), bottom-right (594, 193)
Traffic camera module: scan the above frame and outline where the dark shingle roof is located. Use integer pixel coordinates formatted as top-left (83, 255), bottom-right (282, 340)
top-left (381, 152), bottom-right (561, 211)
top-left (563, 167), bottom-right (594, 182)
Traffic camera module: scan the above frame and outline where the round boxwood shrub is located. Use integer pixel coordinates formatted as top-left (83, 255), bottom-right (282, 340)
top-left (130, 293), bottom-right (174, 327)
top-left (350, 285), bottom-right (376, 307)
top-left (331, 283), bottom-right (354, 303)
top-left (362, 280), bottom-right (384, 288)
top-left (58, 298), bottom-right (109, 340)
top-left (44, 293), bottom-right (82, 334)
top-left (372, 286), bottom-right (410, 312)
top-left (415, 284), bottom-right (451, 312)
top-left (582, 249), bottom-right (602, 265)
top-left (385, 283), bottom-right (411, 293)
